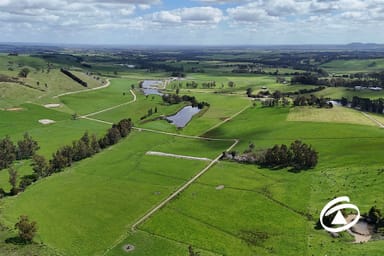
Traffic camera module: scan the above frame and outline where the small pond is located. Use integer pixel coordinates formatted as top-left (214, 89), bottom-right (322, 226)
top-left (167, 106), bottom-right (201, 128)
top-left (141, 80), bottom-right (163, 96)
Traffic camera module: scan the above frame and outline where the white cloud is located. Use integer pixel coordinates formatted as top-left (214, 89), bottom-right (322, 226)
top-left (227, 5), bottom-right (278, 23)
top-left (1, 0), bottom-right (384, 45)
top-left (151, 7), bottom-right (223, 26)
top-left (119, 6), bottom-right (136, 16)
top-left (152, 11), bottom-right (181, 23)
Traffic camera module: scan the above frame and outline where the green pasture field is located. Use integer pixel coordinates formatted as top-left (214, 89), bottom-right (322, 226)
top-left (0, 54), bottom-right (104, 108)
top-left (0, 131), bottom-right (231, 255)
top-left (0, 82), bottom-right (41, 108)
top-left (314, 87), bottom-right (384, 100)
top-left (321, 58), bottom-right (384, 74)
top-left (60, 78), bottom-right (136, 115)
top-left (91, 92), bottom-right (183, 126)
top-left (170, 73), bottom-right (317, 96)
top-left (0, 104), bottom-right (107, 157)
top-left (0, 103), bottom-right (108, 190)
top-left (135, 92), bottom-right (251, 135)
top-left (1, 52), bottom-right (384, 256)
top-left (287, 105), bottom-right (376, 126)
top-left (107, 106), bottom-right (384, 256)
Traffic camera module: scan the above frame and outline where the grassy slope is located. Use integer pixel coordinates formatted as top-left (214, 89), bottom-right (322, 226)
top-left (0, 131), bottom-right (231, 255)
top-left (0, 104), bottom-right (108, 189)
top-left (0, 104), bottom-right (107, 157)
top-left (0, 55), bottom-right (103, 108)
top-left (321, 58), bottom-right (384, 74)
top-left (108, 106), bottom-right (384, 256)
top-left (0, 83), bottom-right (42, 108)
top-left (314, 87), bottom-right (384, 100)
top-left (60, 78), bottom-right (135, 115)
top-left (0, 225), bottom-right (60, 256)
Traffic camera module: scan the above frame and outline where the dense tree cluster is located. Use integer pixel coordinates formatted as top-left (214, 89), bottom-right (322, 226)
top-left (293, 95), bottom-right (333, 108)
top-left (18, 68), bottom-right (30, 78)
top-left (246, 87), bottom-right (326, 102)
top-left (291, 73), bottom-right (320, 85)
top-left (366, 206), bottom-right (384, 234)
top-left (14, 215), bottom-right (38, 243)
top-left (351, 96), bottom-right (384, 113)
top-left (291, 71), bottom-right (384, 88)
top-left (222, 140), bottom-right (318, 171)
top-left (162, 94), bottom-right (210, 109)
top-left (283, 86), bottom-right (326, 96)
top-left (0, 133), bottom-right (39, 170)
top-left (60, 68), bottom-right (87, 87)
top-left (0, 136), bottom-right (16, 170)
top-left (185, 81), bottom-right (198, 89)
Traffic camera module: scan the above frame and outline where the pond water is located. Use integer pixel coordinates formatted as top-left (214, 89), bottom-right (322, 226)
top-left (141, 80), bottom-right (163, 96)
top-left (167, 106), bottom-right (201, 128)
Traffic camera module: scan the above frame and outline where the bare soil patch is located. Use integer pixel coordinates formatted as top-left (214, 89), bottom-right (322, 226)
top-left (38, 119), bottom-right (56, 125)
top-left (216, 185), bottom-right (225, 190)
top-left (346, 215), bottom-right (373, 243)
top-left (122, 244), bottom-right (135, 252)
top-left (5, 107), bottom-right (23, 111)
top-left (44, 103), bottom-right (61, 108)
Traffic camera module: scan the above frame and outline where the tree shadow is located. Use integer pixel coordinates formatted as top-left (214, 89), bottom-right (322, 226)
top-left (5, 236), bottom-right (27, 245)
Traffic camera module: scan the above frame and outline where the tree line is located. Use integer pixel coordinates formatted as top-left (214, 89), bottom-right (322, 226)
top-left (293, 95), bottom-right (333, 108)
top-left (291, 72), bottom-right (384, 88)
top-left (222, 140), bottom-right (318, 172)
top-left (0, 118), bottom-right (133, 197)
top-left (162, 94), bottom-right (210, 109)
top-left (246, 87), bottom-right (325, 100)
top-left (0, 133), bottom-right (39, 170)
top-left (60, 68), bottom-right (88, 87)
top-left (344, 96), bottom-right (384, 114)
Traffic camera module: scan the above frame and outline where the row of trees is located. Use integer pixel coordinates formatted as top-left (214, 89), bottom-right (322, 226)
top-left (348, 96), bottom-right (384, 114)
top-left (0, 133), bottom-right (39, 170)
top-left (293, 95), bottom-right (333, 108)
top-left (140, 107), bottom-right (158, 120)
top-left (246, 87), bottom-right (325, 100)
top-left (291, 72), bottom-right (384, 88)
top-left (222, 140), bottom-right (318, 171)
top-left (183, 80), bottom-right (235, 89)
top-left (162, 94), bottom-right (210, 109)
top-left (60, 68), bottom-right (88, 87)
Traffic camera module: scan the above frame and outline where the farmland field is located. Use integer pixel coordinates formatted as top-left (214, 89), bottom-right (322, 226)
top-left (1, 47), bottom-right (384, 256)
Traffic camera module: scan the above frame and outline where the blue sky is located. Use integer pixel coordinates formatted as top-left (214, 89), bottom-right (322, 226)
top-left (1, 0), bottom-right (383, 45)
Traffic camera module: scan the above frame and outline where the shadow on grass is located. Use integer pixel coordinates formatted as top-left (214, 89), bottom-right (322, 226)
top-left (5, 236), bottom-right (28, 245)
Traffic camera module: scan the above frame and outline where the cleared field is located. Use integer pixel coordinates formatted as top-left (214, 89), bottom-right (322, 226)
top-left (107, 106), bottom-right (384, 256)
top-left (60, 78), bottom-right (136, 115)
top-left (0, 131), bottom-right (231, 255)
top-left (287, 106), bottom-right (376, 126)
